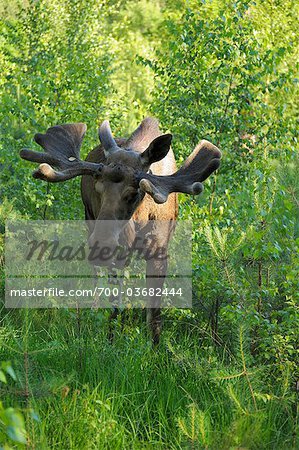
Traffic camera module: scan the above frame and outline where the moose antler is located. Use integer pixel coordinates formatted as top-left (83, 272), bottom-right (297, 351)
top-left (98, 120), bottom-right (119, 157)
top-left (139, 140), bottom-right (221, 203)
top-left (20, 123), bottom-right (103, 182)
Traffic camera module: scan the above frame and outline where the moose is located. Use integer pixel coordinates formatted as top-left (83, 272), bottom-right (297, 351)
top-left (20, 118), bottom-right (221, 344)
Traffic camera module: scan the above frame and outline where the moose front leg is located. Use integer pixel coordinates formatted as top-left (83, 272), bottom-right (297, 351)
top-left (92, 265), bottom-right (123, 341)
top-left (107, 271), bottom-right (124, 342)
top-left (146, 258), bottom-right (168, 346)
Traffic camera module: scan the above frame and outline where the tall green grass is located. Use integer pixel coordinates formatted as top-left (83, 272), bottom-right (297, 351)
top-left (0, 307), bottom-right (297, 449)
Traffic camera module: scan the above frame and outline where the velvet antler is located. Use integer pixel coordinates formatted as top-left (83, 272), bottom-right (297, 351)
top-left (20, 123), bottom-right (103, 182)
top-left (138, 140), bottom-right (221, 203)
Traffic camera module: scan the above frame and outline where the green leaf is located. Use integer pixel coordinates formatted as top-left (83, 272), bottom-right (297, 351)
top-left (0, 370), bottom-right (7, 384)
top-left (6, 425), bottom-right (27, 444)
top-left (1, 362), bottom-right (17, 381)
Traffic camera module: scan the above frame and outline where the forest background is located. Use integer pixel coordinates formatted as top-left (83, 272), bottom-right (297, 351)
top-left (0, 0), bottom-right (298, 448)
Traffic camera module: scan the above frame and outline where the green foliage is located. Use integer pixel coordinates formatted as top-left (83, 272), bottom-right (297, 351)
top-left (0, 0), bottom-right (298, 448)
top-left (0, 0), bottom-right (113, 218)
top-left (0, 362), bottom-right (27, 447)
top-left (0, 311), bottom-right (297, 449)
top-left (146, 0), bottom-right (298, 382)
top-left (178, 404), bottom-right (211, 449)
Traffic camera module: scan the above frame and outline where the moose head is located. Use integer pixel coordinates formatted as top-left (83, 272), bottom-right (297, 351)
top-left (20, 118), bottom-right (221, 250)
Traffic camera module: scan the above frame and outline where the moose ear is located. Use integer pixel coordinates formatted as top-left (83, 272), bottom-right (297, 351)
top-left (140, 134), bottom-right (172, 169)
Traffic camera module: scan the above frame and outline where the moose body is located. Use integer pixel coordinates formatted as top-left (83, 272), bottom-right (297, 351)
top-left (82, 122), bottom-right (178, 343)
top-left (20, 117), bottom-right (221, 344)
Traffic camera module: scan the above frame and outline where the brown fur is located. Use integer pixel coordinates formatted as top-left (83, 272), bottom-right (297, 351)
top-left (81, 137), bottom-right (178, 345)
top-left (81, 138), bottom-right (178, 223)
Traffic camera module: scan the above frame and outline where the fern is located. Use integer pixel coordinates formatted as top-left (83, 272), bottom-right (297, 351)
top-left (177, 403), bottom-right (210, 449)
top-left (204, 226), bottom-right (246, 294)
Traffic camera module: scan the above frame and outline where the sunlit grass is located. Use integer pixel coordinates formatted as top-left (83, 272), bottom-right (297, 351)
top-left (0, 308), bottom-right (297, 449)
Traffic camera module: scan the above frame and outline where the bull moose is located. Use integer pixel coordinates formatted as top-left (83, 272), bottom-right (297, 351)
top-left (20, 118), bottom-right (221, 344)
